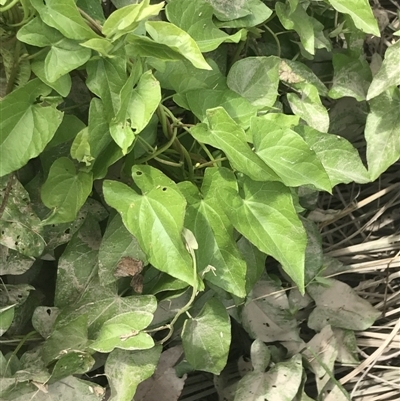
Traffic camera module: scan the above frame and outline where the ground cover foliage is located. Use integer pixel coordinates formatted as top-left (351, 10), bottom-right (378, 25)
top-left (0, 0), bottom-right (399, 399)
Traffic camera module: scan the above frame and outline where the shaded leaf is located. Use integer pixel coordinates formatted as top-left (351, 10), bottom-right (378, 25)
top-left (182, 298), bottom-right (231, 374)
top-left (41, 157), bottom-right (93, 224)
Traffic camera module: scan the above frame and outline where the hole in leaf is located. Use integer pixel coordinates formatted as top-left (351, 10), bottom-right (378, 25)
top-left (162, 187), bottom-right (167, 191)
top-left (64, 228), bottom-right (70, 234)
top-left (15, 241), bottom-right (18, 246)
top-left (46, 309), bottom-right (52, 315)
top-left (136, 171), bottom-right (143, 176)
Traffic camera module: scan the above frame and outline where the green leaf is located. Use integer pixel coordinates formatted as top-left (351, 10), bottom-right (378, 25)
top-left (0, 305), bottom-right (15, 336)
top-left (242, 277), bottom-right (300, 342)
top-left (179, 168), bottom-right (247, 297)
top-left (329, 53), bottom-right (372, 101)
top-left (31, 60), bottom-right (72, 97)
top-left (86, 57), bottom-right (127, 121)
top-left (182, 298), bottom-right (231, 374)
top-left (251, 117), bottom-right (331, 191)
top-left (16, 16), bottom-right (64, 47)
top-left (30, 0), bottom-right (99, 40)
top-left (0, 79), bottom-right (64, 177)
top-left (105, 346), bottom-right (161, 401)
top-left (327, 0), bottom-right (379, 36)
top-left (32, 306), bottom-right (60, 338)
top-left (287, 83), bottom-right (329, 133)
top-left (275, 1), bottom-right (315, 55)
top-left (77, 0), bottom-right (106, 23)
top-left (182, 87), bottom-right (258, 128)
top-left (54, 216), bottom-right (101, 308)
top-left (307, 279), bottom-right (381, 331)
top-left (41, 157), bottom-right (93, 224)
top-left (0, 246), bottom-right (35, 276)
top-left (50, 352), bottom-right (95, 383)
top-left (190, 108), bottom-right (280, 181)
top-left (166, 0), bottom-right (244, 52)
top-left (145, 21), bottom-right (212, 70)
top-left (90, 311), bottom-right (154, 352)
top-left (45, 38), bottom-right (92, 82)
top-left (295, 125), bottom-right (370, 186)
top-left (102, 0), bottom-right (164, 40)
top-left (365, 89), bottom-right (400, 180)
top-left (227, 57), bottom-right (280, 108)
top-left (80, 38), bottom-right (113, 57)
top-left (99, 213), bottom-right (147, 286)
top-left (0, 175), bottom-right (45, 257)
top-left (367, 40), bottom-right (400, 100)
top-left (214, 0), bottom-right (272, 28)
top-left (220, 177), bottom-right (306, 291)
top-left (103, 180), bottom-right (196, 286)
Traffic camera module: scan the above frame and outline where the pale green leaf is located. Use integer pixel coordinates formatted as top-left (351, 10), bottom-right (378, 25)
top-left (307, 279), bottom-right (381, 331)
top-left (30, 0), bottom-right (99, 40)
top-left (41, 157), bottom-right (93, 224)
top-left (365, 89), bottom-right (400, 180)
top-left (16, 16), bottom-right (63, 47)
top-left (131, 165), bottom-right (178, 193)
top-left (0, 79), bottom-right (64, 177)
top-left (102, 0), bottom-right (164, 40)
top-left (99, 213), bottom-right (147, 287)
top-left (166, 0), bottom-right (244, 52)
top-left (90, 311), bottom-right (154, 352)
top-left (31, 60), bottom-right (72, 97)
top-left (126, 70), bottom-right (161, 134)
top-left (0, 246), bottom-right (35, 276)
top-left (227, 57), bottom-right (280, 108)
top-left (219, 177), bottom-right (306, 291)
top-left (250, 339), bottom-right (271, 372)
top-left (190, 108), bottom-right (280, 181)
top-left (103, 180), bottom-right (196, 286)
top-left (327, 0), bottom-right (379, 36)
top-left (251, 117), bottom-right (331, 191)
top-left (32, 306), bottom-right (60, 338)
top-left (109, 121), bottom-right (134, 155)
top-left (54, 216), bottom-right (101, 308)
top-left (80, 38), bottom-right (113, 57)
top-left (287, 83), bottom-right (329, 133)
top-left (367, 40), bottom-right (400, 100)
top-left (275, 1), bottom-right (315, 55)
top-left (182, 298), bottom-right (231, 374)
top-left (145, 21), bottom-right (212, 70)
top-left (106, 347), bottom-right (161, 401)
top-left (45, 38), bottom-right (91, 82)
top-left (295, 125), bottom-right (370, 185)
top-left (329, 54), bottom-right (372, 101)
